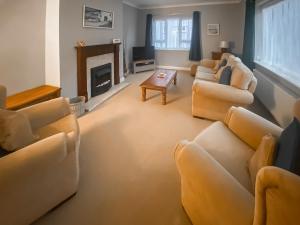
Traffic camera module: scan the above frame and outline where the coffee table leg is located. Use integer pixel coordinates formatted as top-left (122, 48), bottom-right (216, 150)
top-left (162, 90), bottom-right (167, 105)
top-left (141, 87), bottom-right (146, 101)
top-left (174, 72), bottom-right (177, 85)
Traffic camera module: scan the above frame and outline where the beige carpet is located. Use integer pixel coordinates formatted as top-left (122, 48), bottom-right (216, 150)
top-left (33, 71), bottom-right (272, 225)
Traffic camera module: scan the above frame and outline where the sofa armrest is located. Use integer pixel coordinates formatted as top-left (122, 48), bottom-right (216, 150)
top-left (18, 97), bottom-right (71, 130)
top-left (224, 107), bottom-right (283, 149)
top-left (253, 167), bottom-right (300, 225)
top-left (175, 142), bottom-right (254, 225)
top-left (193, 80), bottom-right (254, 104)
top-left (200, 59), bottom-right (219, 69)
top-left (0, 133), bottom-right (67, 174)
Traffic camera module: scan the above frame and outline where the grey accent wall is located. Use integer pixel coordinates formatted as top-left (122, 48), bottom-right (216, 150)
top-left (123, 4), bottom-right (139, 73)
top-left (137, 2), bottom-right (246, 68)
top-left (0, 0), bottom-right (46, 95)
top-left (59, 0), bottom-right (123, 97)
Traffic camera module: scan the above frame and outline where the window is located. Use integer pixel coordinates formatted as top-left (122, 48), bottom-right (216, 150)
top-left (153, 16), bottom-right (192, 50)
top-left (255, 0), bottom-right (300, 87)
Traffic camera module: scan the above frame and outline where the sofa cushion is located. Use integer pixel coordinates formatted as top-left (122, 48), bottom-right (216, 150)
top-left (248, 134), bottom-right (277, 191)
top-left (275, 118), bottom-right (300, 176)
top-left (230, 63), bottom-right (253, 90)
top-left (220, 58), bottom-right (227, 67)
top-left (215, 66), bottom-right (226, 80)
top-left (0, 147), bottom-right (10, 158)
top-left (219, 66), bottom-right (232, 85)
top-left (227, 56), bottom-right (241, 67)
top-left (197, 65), bottom-right (215, 74)
top-left (35, 114), bottom-right (78, 139)
top-left (212, 61), bottom-right (221, 72)
top-left (35, 114), bottom-right (79, 153)
top-left (0, 109), bottom-right (36, 152)
top-left (194, 121), bottom-right (254, 192)
top-left (195, 71), bottom-right (217, 82)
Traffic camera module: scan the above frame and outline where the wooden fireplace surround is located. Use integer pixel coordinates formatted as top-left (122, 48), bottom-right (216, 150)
top-left (76, 43), bottom-right (121, 101)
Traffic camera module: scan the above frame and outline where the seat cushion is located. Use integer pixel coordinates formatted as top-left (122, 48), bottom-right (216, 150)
top-left (195, 71), bottom-right (217, 82)
top-left (197, 65), bottom-right (215, 74)
top-left (194, 121), bottom-right (254, 192)
top-left (35, 114), bottom-right (79, 153)
top-left (35, 114), bottom-right (78, 139)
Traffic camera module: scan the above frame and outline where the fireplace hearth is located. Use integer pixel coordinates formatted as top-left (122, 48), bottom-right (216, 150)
top-left (91, 63), bottom-right (112, 97)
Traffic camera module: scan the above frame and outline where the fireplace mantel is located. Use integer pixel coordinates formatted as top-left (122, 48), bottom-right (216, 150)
top-left (76, 43), bottom-right (121, 101)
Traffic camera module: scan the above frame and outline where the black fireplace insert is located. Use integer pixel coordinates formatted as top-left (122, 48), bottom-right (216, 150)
top-left (91, 63), bottom-right (112, 97)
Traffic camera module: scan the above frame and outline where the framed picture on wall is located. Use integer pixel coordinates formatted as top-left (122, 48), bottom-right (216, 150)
top-left (207, 24), bottom-right (220, 36)
top-left (83, 5), bottom-right (114, 29)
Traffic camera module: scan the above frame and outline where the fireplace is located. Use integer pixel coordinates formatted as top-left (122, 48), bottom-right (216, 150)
top-left (91, 63), bottom-right (112, 97)
top-left (76, 43), bottom-right (120, 102)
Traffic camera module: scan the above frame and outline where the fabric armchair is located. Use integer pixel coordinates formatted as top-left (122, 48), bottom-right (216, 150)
top-left (0, 88), bottom-right (80, 225)
top-left (175, 141), bottom-right (254, 225)
top-left (254, 166), bottom-right (300, 225)
top-left (175, 106), bottom-right (300, 225)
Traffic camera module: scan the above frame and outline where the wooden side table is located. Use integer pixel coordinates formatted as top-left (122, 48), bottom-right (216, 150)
top-left (6, 85), bottom-right (61, 110)
top-left (211, 52), bottom-right (223, 60)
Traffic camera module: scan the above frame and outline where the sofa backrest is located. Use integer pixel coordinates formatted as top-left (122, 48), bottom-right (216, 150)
top-left (248, 76), bottom-right (257, 94)
top-left (0, 85), bottom-right (6, 109)
top-left (224, 106), bottom-right (283, 149)
top-left (221, 53), bottom-right (233, 61)
top-left (227, 55), bottom-right (241, 67)
top-left (230, 62), bottom-right (257, 92)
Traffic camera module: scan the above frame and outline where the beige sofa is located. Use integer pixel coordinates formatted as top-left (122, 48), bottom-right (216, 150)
top-left (175, 106), bottom-right (300, 225)
top-left (192, 53), bottom-right (257, 121)
top-left (0, 86), bottom-right (80, 225)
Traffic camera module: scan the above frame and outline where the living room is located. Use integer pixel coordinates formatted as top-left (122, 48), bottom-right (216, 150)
top-left (0, 0), bottom-right (299, 225)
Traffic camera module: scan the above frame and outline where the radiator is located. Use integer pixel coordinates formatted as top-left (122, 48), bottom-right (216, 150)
top-left (254, 69), bottom-right (298, 127)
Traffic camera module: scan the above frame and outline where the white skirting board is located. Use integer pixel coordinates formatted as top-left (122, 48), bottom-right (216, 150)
top-left (85, 82), bottom-right (130, 111)
top-left (156, 65), bottom-right (190, 71)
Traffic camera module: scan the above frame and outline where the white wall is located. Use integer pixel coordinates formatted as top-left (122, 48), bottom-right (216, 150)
top-left (45, 0), bottom-right (60, 87)
top-left (137, 2), bottom-right (245, 68)
top-left (0, 0), bottom-right (46, 95)
top-left (123, 3), bottom-right (139, 72)
top-left (59, 0), bottom-right (124, 97)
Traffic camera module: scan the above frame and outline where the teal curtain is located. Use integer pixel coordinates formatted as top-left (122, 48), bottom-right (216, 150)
top-left (145, 14), bottom-right (153, 48)
top-left (242, 0), bottom-right (255, 70)
top-left (189, 11), bottom-right (202, 61)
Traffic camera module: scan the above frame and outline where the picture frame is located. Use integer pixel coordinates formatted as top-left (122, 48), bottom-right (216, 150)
top-left (83, 5), bottom-right (114, 29)
top-left (207, 24), bottom-right (220, 36)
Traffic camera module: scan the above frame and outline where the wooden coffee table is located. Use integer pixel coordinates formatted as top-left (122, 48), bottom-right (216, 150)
top-left (140, 70), bottom-right (177, 105)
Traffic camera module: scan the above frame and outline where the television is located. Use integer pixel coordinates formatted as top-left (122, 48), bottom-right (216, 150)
top-left (132, 46), bottom-right (155, 61)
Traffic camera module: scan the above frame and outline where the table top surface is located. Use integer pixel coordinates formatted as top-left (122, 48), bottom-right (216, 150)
top-left (6, 85), bottom-right (61, 109)
top-left (140, 70), bottom-right (177, 89)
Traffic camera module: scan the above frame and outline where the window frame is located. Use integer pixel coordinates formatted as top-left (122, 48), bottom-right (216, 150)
top-left (152, 16), bottom-right (192, 51)
top-left (255, 0), bottom-right (300, 90)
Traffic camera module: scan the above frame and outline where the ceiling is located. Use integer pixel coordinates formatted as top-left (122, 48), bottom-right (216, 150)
top-left (124, 0), bottom-right (241, 9)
